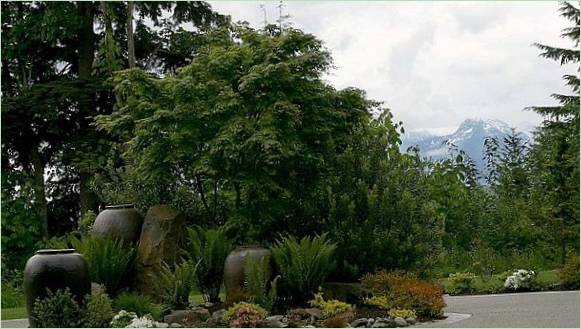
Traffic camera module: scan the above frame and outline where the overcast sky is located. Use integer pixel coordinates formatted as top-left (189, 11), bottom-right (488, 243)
top-left (208, 1), bottom-right (576, 134)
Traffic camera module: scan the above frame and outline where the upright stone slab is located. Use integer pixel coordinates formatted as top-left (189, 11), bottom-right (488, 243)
top-left (136, 205), bottom-right (185, 297)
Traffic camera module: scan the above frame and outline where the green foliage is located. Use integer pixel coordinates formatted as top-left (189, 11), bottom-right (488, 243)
top-left (113, 292), bottom-right (162, 321)
top-left (157, 260), bottom-right (195, 309)
top-left (364, 295), bottom-right (394, 310)
top-left (32, 288), bottom-right (83, 328)
top-left (224, 302), bottom-right (268, 328)
top-left (70, 236), bottom-right (135, 296)
top-left (1, 282), bottom-right (25, 308)
top-left (85, 284), bottom-right (115, 328)
top-left (78, 210), bottom-right (97, 235)
top-left (558, 254), bottom-right (580, 289)
top-left (186, 226), bottom-right (233, 302)
top-left (447, 272), bottom-right (476, 295)
top-left (309, 293), bottom-right (354, 319)
top-left (244, 256), bottom-right (279, 310)
top-left (388, 309), bottom-right (416, 319)
top-left (272, 234), bottom-right (336, 304)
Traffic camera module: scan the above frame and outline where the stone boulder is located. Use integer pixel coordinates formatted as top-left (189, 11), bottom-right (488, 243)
top-left (135, 205), bottom-right (186, 296)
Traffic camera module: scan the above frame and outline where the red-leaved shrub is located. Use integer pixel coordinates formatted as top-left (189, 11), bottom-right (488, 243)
top-left (361, 271), bottom-right (445, 319)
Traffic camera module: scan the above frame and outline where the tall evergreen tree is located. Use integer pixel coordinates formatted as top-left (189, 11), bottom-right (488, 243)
top-left (528, 1), bottom-right (580, 263)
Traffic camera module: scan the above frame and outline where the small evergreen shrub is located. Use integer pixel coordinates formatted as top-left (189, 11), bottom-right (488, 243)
top-left (85, 284), bottom-right (114, 328)
top-left (558, 254), bottom-right (580, 289)
top-left (447, 272), bottom-right (476, 295)
top-left (309, 292), bottom-right (354, 319)
top-left (361, 271), bottom-right (445, 319)
top-left (388, 309), bottom-right (416, 319)
top-left (186, 226), bottom-right (233, 302)
top-left (113, 292), bottom-right (162, 321)
top-left (364, 295), bottom-right (394, 310)
top-left (32, 288), bottom-right (83, 328)
top-left (224, 302), bottom-right (268, 328)
top-left (272, 234), bottom-right (336, 304)
top-left (244, 256), bottom-right (279, 310)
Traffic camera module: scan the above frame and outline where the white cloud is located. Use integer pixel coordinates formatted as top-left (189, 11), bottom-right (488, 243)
top-left (209, 1), bottom-right (576, 132)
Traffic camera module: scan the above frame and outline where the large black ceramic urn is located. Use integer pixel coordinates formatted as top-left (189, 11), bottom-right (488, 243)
top-left (23, 249), bottom-right (91, 327)
top-left (223, 246), bottom-right (272, 303)
top-left (92, 204), bottom-right (143, 243)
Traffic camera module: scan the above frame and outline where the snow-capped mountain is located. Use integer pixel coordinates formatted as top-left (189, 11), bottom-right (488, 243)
top-left (400, 119), bottom-right (529, 172)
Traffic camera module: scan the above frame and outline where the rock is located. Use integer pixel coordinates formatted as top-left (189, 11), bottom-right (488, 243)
top-left (264, 315), bottom-right (287, 328)
top-left (211, 309), bottom-right (226, 324)
top-left (405, 317), bottom-right (417, 325)
top-left (367, 318), bottom-right (376, 327)
top-left (156, 322), bottom-right (169, 328)
top-left (136, 205), bottom-right (186, 296)
top-left (351, 318), bottom-right (368, 327)
top-left (164, 310), bottom-right (209, 325)
top-left (372, 318), bottom-right (396, 328)
top-left (169, 324), bottom-right (182, 328)
top-left (394, 317), bottom-right (408, 327)
top-left (289, 308), bottom-right (323, 319)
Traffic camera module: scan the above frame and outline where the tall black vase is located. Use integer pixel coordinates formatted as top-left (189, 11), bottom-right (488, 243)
top-left (23, 249), bottom-right (91, 327)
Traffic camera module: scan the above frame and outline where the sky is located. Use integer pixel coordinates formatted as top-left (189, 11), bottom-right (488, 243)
top-left (208, 1), bottom-right (576, 135)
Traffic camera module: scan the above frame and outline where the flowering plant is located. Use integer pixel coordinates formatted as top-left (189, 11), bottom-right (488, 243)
top-left (504, 269), bottom-right (536, 290)
top-left (224, 302), bottom-right (268, 327)
top-left (111, 310), bottom-right (138, 328)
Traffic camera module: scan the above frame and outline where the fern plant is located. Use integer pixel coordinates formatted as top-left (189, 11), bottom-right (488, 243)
top-left (271, 234), bottom-right (336, 304)
top-left (70, 236), bottom-right (135, 296)
top-left (186, 226), bottom-right (233, 302)
top-left (157, 260), bottom-right (195, 309)
top-left (244, 256), bottom-right (279, 310)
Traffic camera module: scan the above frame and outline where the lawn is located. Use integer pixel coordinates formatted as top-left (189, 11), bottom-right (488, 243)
top-left (0, 307), bottom-right (27, 320)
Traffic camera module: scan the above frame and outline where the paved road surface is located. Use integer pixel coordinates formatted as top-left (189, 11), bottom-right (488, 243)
top-left (421, 290), bottom-right (580, 328)
top-left (1, 291), bottom-right (579, 328)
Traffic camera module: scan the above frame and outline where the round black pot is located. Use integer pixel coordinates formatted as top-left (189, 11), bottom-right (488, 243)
top-left (223, 246), bottom-right (272, 303)
top-left (92, 204), bottom-right (143, 243)
top-left (23, 249), bottom-right (91, 327)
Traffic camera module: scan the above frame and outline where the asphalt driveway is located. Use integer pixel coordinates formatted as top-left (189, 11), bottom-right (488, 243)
top-left (421, 290), bottom-right (580, 328)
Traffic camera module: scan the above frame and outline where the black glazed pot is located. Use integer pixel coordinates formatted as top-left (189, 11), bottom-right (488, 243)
top-left (92, 204), bottom-right (144, 243)
top-left (23, 249), bottom-right (91, 327)
top-left (223, 246), bottom-right (272, 303)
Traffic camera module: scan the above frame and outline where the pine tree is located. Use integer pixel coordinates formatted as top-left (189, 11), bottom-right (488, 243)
top-left (528, 1), bottom-right (580, 264)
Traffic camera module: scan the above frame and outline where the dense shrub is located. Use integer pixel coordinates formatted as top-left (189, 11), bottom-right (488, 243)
top-left (186, 226), bottom-right (233, 302)
top-left (244, 256), bottom-right (279, 310)
top-left (1, 281), bottom-right (24, 308)
top-left (558, 254), bottom-right (580, 289)
top-left (503, 269), bottom-right (536, 291)
top-left (361, 271), bottom-right (445, 319)
top-left (70, 236), bottom-right (135, 295)
top-left (272, 234), bottom-right (336, 304)
top-left (447, 272), bottom-right (476, 295)
top-left (85, 284), bottom-right (114, 328)
top-left (32, 288), bottom-right (83, 328)
top-left (224, 302), bottom-right (268, 328)
top-left (113, 292), bottom-right (162, 321)
top-left (157, 260), bottom-right (195, 309)
top-left (388, 309), bottom-right (416, 319)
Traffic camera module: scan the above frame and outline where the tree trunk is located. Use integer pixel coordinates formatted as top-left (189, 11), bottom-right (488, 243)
top-left (77, 1), bottom-right (98, 215)
top-left (30, 147), bottom-right (48, 239)
top-left (127, 1), bottom-right (136, 68)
